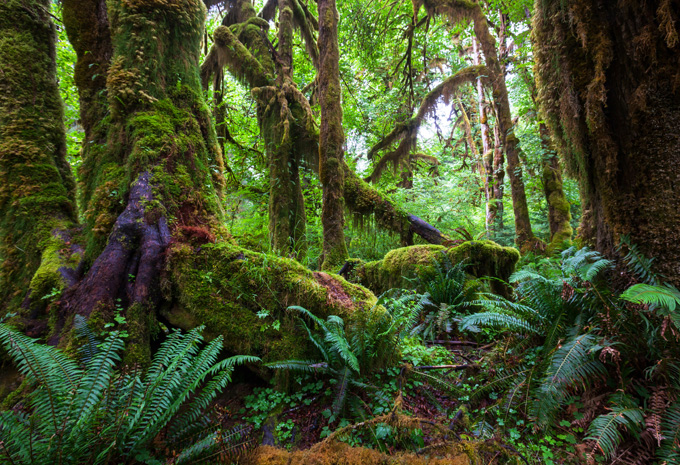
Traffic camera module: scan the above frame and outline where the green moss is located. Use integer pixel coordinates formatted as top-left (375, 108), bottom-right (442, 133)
top-left (0, 0), bottom-right (77, 311)
top-left (124, 302), bottom-right (152, 366)
top-left (162, 242), bottom-right (378, 371)
top-left (358, 241), bottom-right (519, 296)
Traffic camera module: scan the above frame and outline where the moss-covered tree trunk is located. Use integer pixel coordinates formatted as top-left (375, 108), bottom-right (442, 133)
top-left (0, 0), bottom-right (375, 366)
top-left (318, 0), bottom-right (349, 270)
top-left (539, 124), bottom-right (572, 253)
top-left (417, 0), bottom-right (541, 250)
top-left (0, 0), bottom-right (78, 326)
top-left (535, 0), bottom-right (680, 282)
top-left (202, 0), bottom-right (309, 260)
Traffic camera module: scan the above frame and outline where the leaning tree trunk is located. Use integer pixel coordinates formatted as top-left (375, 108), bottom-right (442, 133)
top-left (318, 0), bottom-right (350, 270)
top-left (534, 0), bottom-right (680, 283)
top-left (0, 0), bottom-right (78, 326)
top-left (417, 0), bottom-right (541, 251)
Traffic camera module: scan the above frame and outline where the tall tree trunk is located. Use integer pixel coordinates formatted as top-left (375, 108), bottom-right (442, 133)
top-left (62, 0), bottom-right (114, 265)
top-left (417, 0), bottom-right (541, 250)
top-left (534, 0), bottom-right (680, 283)
top-left (0, 0), bottom-right (78, 323)
top-left (318, 0), bottom-right (349, 270)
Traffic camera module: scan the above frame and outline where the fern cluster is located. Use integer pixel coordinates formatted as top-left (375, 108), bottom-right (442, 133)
top-left (266, 294), bottom-right (424, 417)
top-left (0, 317), bottom-right (257, 464)
top-left (457, 245), bottom-right (680, 463)
top-left (412, 257), bottom-right (480, 341)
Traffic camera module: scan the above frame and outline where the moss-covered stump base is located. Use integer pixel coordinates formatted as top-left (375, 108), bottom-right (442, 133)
top-left (162, 242), bottom-right (379, 366)
top-left (356, 241), bottom-right (520, 297)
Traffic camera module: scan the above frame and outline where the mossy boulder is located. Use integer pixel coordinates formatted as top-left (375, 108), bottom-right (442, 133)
top-left (161, 242), bottom-right (380, 369)
top-left (357, 241), bottom-right (520, 297)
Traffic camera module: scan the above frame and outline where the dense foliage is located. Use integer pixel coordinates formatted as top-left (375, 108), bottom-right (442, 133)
top-left (0, 0), bottom-right (677, 463)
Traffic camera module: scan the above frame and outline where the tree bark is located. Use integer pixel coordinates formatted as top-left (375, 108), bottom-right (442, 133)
top-left (0, 0), bottom-right (78, 325)
top-left (534, 0), bottom-right (680, 282)
top-left (318, 0), bottom-right (350, 271)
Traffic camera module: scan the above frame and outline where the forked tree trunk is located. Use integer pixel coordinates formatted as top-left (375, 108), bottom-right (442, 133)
top-left (534, 0), bottom-right (680, 282)
top-left (318, 0), bottom-right (350, 270)
top-left (0, 0), bottom-right (380, 366)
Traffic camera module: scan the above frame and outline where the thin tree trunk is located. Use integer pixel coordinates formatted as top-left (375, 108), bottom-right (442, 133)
top-left (540, 124), bottom-right (573, 252)
top-left (318, 0), bottom-right (349, 270)
top-left (473, 37), bottom-right (496, 236)
top-left (518, 62), bottom-right (573, 252)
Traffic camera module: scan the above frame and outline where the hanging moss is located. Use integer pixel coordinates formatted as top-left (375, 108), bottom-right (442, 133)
top-left (357, 241), bottom-right (519, 296)
top-left (0, 0), bottom-right (78, 313)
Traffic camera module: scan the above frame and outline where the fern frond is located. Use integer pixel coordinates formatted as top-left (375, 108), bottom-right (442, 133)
top-left (618, 235), bottom-right (661, 285)
top-left (0, 411), bottom-right (36, 463)
top-left (459, 312), bottom-right (540, 335)
top-left (469, 366), bottom-right (531, 403)
top-left (67, 331), bottom-right (124, 441)
top-left (332, 366), bottom-right (353, 415)
top-left (534, 333), bottom-right (606, 425)
top-left (586, 407), bottom-right (644, 459)
top-left (74, 314), bottom-right (99, 365)
top-left (288, 305), bottom-right (326, 329)
top-left (265, 360), bottom-right (329, 374)
top-left (620, 283), bottom-right (680, 313)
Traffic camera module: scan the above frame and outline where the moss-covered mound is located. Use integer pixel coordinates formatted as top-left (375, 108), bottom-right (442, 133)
top-left (162, 242), bottom-right (379, 365)
top-left (357, 241), bottom-right (520, 296)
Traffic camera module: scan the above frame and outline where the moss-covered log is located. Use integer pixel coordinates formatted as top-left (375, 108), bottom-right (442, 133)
top-left (354, 241), bottom-right (519, 297)
top-left (318, 0), bottom-right (349, 270)
top-left (0, 0), bottom-right (78, 318)
top-left (534, 0), bottom-right (680, 282)
top-left (161, 242), bottom-right (377, 365)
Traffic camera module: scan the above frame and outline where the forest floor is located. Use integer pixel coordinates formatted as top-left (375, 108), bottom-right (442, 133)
top-left (206, 340), bottom-right (568, 464)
